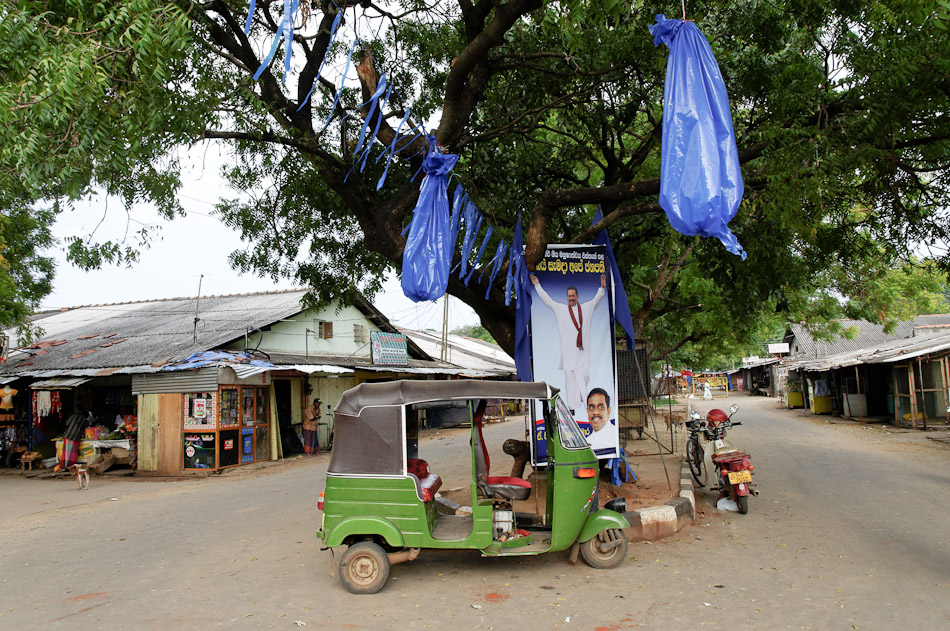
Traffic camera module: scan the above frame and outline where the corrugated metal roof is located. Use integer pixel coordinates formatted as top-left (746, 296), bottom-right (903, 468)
top-left (2, 290), bottom-right (310, 374)
top-left (740, 357), bottom-right (781, 369)
top-left (399, 328), bottom-right (515, 375)
top-left (787, 315), bottom-right (950, 360)
top-left (31, 377), bottom-right (92, 389)
top-left (2, 290), bottom-right (436, 381)
top-left (787, 331), bottom-right (950, 372)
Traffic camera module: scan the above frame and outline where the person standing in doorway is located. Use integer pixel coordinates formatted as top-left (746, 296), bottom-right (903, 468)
top-left (530, 273), bottom-right (607, 412)
top-left (61, 406), bottom-right (91, 469)
top-left (302, 398), bottom-right (321, 455)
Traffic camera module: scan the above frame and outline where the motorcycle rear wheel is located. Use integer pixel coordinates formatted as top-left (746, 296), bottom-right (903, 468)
top-left (686, 438), bottom-right (707, 487)
top-left (737, 494), bottom-right (749, 514)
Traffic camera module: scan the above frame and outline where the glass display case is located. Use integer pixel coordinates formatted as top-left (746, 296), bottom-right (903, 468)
top-left (183, 385), bottom-right (270, 471)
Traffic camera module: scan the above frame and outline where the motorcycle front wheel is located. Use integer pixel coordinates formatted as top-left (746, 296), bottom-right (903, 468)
top-left (686, 438), bottom-right (707, 487)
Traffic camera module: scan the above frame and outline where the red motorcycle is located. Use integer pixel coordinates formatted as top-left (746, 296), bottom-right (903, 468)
top-left (687, 404), bottom-right (758, 514)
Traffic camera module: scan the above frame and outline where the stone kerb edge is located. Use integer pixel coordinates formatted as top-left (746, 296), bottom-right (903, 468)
top-left (622, 457), bottom-right (695, 542)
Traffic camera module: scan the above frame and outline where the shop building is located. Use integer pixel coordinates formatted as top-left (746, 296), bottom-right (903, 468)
top-left (0, 290), bottom-right (514, 474)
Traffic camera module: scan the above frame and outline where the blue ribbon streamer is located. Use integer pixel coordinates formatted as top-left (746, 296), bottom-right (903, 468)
top-left (244, 0), bottom-right (257, 34)
top-left (458, 209), bottom-right (483, 279)
top-left (254, 0), bottom-right (292, 81)
top-left (504, 213), bottom-right (524, 307)
top-left (376, 105), bottom-right (413, 190)
top-left (465, 226), bottom-right (493, 286)
top-left (284, 0), bottom-right (300, 83)
top-left (353, 74), bottom-right (388, 157)
top-left (297, 8), bottom-right (343, 111)
top-left (318, 37), bottom-right (360, 133)
top-left (484, 241), bottom-right (508, 299)
top-left (357, 82), bottom-right (393, 172)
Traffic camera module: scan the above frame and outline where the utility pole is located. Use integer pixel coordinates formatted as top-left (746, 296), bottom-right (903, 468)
top-left (441, 294), bottom-right (449, 362)
top-left (193, 274), bottom-right (204, 345)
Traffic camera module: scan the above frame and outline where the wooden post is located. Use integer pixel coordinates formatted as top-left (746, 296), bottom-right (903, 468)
top-left (855, 365), bottom-right (863, 421)
top-left (908, 362), bottom-right (919, 430)
top-left (943, 357), bottom-right (950, 425)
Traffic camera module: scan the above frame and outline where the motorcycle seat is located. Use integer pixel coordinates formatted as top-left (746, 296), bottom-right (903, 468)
top-left (712, 451), bottom-right (749, 464)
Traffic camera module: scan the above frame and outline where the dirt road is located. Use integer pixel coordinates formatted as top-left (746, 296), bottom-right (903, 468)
top-left (1, 396), bottom-right (948, 629)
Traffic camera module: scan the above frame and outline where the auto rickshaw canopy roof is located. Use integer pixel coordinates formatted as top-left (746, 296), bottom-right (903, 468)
top-left (328, 380), bottom-right (556, 476)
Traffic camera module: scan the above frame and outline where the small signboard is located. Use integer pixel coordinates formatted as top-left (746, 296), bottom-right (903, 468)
top-left (371, 331), bottom-right (409, 366)
top-left (767, 343), bottom-right (790, 355)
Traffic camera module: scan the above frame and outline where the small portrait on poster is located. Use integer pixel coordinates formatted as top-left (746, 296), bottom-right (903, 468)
top-left (529, 244), bottom-right (619, 459)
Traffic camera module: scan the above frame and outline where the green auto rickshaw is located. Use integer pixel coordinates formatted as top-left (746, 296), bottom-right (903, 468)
top-left (316, 379), bottom-right (630, 594)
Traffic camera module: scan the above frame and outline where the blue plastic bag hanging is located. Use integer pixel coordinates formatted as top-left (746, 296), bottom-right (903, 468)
top-left (401, 137), bottom-right (460, 302)
top-left (650, 14), bottom-right (746, 260)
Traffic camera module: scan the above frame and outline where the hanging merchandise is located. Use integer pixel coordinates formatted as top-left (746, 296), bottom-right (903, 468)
top-left (650, 14), bottom-right (746, 260)
top-left (401, 137), bottom-right (460, 302)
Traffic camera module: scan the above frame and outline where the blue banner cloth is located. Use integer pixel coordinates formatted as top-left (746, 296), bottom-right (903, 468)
top-left (592, 207), bottom-right (636, 350)
top-left (401, 140), bottom-right (460, 302)
top-left (650, 15), bottom-right (746, 260)
top-left (511, 215), bottom-right (533, 381)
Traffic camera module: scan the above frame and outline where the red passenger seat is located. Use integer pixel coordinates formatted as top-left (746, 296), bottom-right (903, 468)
top-left (473, 401), bottom-right (531, 501)
top-left (407, 458), bottom-right (442, 502)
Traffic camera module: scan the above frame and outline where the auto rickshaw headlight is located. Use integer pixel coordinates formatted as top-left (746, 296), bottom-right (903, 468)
top-left (605, 497), bottom-right (626, 514)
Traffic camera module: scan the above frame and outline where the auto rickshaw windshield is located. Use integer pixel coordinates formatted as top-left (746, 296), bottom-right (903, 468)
top-left (555, 398), bottom-right (590, 449)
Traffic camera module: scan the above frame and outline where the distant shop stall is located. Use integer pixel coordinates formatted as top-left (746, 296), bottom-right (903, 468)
top-left (133, 365), bottom-right (281, 475)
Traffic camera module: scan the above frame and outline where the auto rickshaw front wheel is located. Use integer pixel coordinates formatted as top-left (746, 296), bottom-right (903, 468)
top-left (580, 528), bottom-right (628, 569)
top-left (339, 541), bottom-right (390, 594)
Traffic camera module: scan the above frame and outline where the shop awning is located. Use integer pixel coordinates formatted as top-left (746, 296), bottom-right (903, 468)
top-left (30, 377), bottom-right (92, 390)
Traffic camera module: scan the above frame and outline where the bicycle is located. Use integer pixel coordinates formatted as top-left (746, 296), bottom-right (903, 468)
top-left (685, 418), bottom-right (708, 487)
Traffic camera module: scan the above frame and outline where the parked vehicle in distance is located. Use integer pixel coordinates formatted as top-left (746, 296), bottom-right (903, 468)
top-left (316, 380), bottom-right (631, 594)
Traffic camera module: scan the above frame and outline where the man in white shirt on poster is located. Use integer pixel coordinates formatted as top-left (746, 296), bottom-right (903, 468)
top-left (530, 273), bottom-right (606, 412)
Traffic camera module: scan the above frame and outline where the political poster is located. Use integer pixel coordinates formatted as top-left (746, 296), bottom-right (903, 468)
top-left (529, 244), bottom-right (619, 460)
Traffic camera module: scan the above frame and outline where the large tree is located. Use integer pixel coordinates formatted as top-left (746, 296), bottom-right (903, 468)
top-left (0, 194), bottom-right (54, 340)
top-left (3, 0), bottom-right (950, 356)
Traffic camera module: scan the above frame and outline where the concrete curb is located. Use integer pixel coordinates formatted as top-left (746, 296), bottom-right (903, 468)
top-left (622, 457), bottom-right (695, 542)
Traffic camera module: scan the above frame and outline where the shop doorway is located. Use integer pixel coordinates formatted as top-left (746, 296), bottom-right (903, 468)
top-left (274, 379), bottom-right (303, 455)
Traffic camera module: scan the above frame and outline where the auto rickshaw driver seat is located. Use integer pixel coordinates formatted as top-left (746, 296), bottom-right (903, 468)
top-left (472, 400), bottom-right (532, 501)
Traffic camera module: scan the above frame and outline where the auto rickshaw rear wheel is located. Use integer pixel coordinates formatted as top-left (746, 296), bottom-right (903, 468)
top-left (339, 541), bottom-right (390, 594)
top-left (580, 528), bottom-right (628, 569)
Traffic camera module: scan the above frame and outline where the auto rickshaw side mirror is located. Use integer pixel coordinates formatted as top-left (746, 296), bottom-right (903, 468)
top-left (689, 410), bottom-right (701, 421)
top-left (729, 404), bottom-right (739, 415)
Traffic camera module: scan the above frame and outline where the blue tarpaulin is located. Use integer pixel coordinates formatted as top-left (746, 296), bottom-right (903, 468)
top-left (650, 15), bottom-right (746, 260)
top-left (401, 140), bottom-right (460, 302)
top-left (163, 350), bottom-right (274, 371)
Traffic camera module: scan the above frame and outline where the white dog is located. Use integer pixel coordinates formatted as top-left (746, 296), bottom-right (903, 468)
top-left (69, 463), bottom-right (89, 490)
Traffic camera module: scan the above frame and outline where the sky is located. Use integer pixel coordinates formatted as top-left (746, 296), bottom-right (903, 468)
top-left (39, 147), bottom-right (480, 333)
